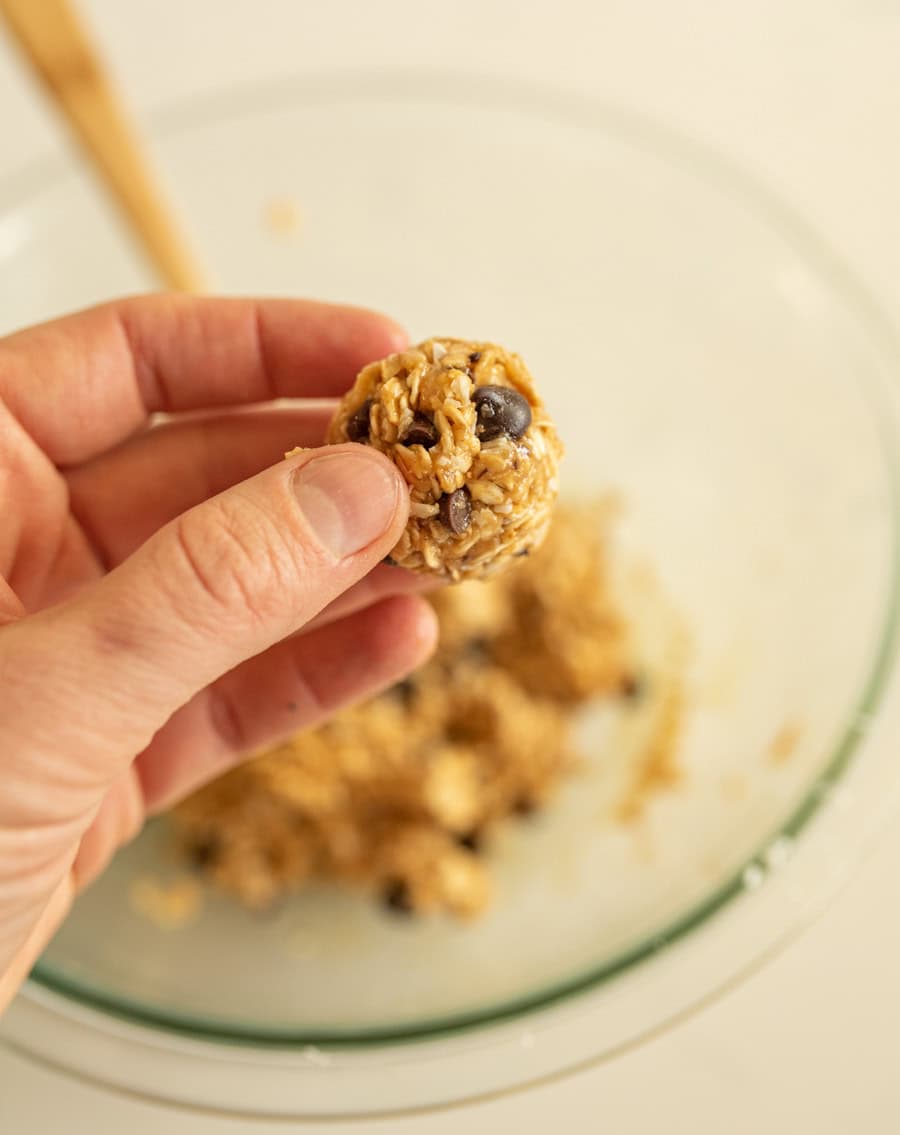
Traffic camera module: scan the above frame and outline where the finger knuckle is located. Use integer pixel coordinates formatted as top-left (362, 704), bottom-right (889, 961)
top-left (168, 499), bottom-right (293, 630)
top-left (206, 681), bottom-right (252, 754)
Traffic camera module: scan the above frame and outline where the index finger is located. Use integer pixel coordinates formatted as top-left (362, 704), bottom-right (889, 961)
top-left (0, 294), bottom-right (406, 465)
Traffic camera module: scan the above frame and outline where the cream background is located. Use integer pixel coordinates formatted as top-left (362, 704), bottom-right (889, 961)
top-left (1, 3), bottom-right (900, 1130)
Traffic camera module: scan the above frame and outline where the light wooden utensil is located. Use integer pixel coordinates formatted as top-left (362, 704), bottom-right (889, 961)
top-left (1, 0), bottom-right (206, 291)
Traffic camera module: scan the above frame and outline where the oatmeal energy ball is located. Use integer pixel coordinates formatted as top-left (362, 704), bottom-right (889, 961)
top-left (327, 338), bottom-right (563, 580)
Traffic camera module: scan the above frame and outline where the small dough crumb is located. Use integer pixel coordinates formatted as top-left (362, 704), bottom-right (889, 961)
top-left (327, 338), bottom-right (563, 581)
top-left (262, 196), bottom-right (301, 237)
top-left (129, 875), bottom-right (203, 930)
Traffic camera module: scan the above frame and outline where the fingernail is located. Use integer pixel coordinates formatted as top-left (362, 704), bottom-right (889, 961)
top-left (292, 450), bottom-right (401, 558)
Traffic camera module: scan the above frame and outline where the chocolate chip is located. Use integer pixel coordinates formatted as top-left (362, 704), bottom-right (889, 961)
top-left (382, 878), bottom-right (414, 915)
top-left (468, 350), bottom-right (482, 364)
top-left (439, 487), bottom-right (472, 534)
top-left (621, 672), bottom-right (648, 702)
top-left (388, 677), bottom-right (418, 708)
top-left (346, 398), bottom-right (373, 442)
top-left (187, 836), bottom-right (220, 868)
top-left (465, 635), bottom-right (492, 663)
top-left (446, 719), bottom-right (479, 744)
top-left (455, 830), bottom-right (484, 853)
top-left (399, 413), bottom-right (439, 449)
top-left (474, 385), bottom-right (532, 441)
top-left (383, 554), bottom-right (398, 566)
top-left (513, 796), bottom-right (538, 817)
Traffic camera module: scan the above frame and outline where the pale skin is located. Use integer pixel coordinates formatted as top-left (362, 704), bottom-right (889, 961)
top-left (0, 295), bottom-right (438, 1011)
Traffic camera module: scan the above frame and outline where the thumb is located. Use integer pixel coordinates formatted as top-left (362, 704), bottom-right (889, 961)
top-left (1, 443), bottom-right (408, 816)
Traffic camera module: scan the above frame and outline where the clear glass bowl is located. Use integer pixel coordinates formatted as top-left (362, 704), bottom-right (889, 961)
top-left (4, 74), bottom-right (900, 1070)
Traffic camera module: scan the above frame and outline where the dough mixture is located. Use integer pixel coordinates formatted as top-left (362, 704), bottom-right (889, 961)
top-left (173, 503), bottom-right (637, 918)
top-left (326, 338), bottom-right (563, 581)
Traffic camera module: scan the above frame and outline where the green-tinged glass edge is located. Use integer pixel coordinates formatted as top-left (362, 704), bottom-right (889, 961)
top-left (12, 70), bottom-right (900, 1048)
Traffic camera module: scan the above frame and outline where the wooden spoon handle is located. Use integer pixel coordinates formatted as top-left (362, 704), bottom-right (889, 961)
top-left (1, 0), bottom-right (206, 292)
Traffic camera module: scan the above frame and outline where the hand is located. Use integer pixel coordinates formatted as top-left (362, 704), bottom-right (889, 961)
top-left (0, 295), bottom-right (437, 1011)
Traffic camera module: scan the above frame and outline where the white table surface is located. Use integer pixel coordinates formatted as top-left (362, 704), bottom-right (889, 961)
top-left (2, 2), bottom-right (900, 1130)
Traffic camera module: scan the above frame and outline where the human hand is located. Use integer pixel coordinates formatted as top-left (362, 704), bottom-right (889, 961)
top-left (0, 295), bottom-right (437, 1010)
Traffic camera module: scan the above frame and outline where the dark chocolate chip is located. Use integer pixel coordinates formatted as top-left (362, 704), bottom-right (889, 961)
top-left (620, 672), bottom-right (648, 702)
top-left (512, 796), bottom-right (538, 817)
top-left (439, 486), bottom-right (472, 534)
top-left (465, 635), bottom-right (492, 663)
top-left (446, 720), bottom-right (479, 744)
top-left (187, 836), bottom-right (220, 868)
top-left (455, 830), bottom-right (484, 853)
top-left (346, 398), bottom-right (373, 442)
top-left (399, 413), bottom-right (439, 449)
top-left (473, 385), bottom-right (532, 441)
top-left (382, 878), bottom-right (415, 915)
top-left (468, 350), bottom-right (482, 364)
top-left (389, 677), bottom-right (418, 708)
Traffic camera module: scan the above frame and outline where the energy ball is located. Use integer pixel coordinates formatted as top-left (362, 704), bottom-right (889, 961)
top-left (327, 338), bottom-right (563, 581)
